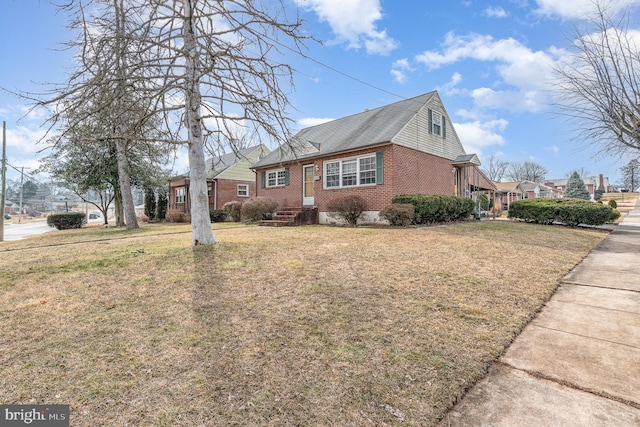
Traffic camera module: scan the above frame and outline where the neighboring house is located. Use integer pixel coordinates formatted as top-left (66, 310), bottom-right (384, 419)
top-left (169, 144), bottom-right (270, 214)
top-left (520, 180), bottom-right (560, 200)
top-left (252, 91), bottom-right (495, 224)
top-left (494, 182), bottom-right (525, 209)
top-left (545, 174), bottom-right (610, 200)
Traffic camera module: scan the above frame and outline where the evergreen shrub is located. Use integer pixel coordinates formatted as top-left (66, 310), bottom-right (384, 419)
top-left (391, 194), bottom-right (475, 224)
top-left (47, 212), bottom-right (87, 230)
top-left (507, 198), bottom-right (619, 226)
top-left (209, 209), bottom-right (227, 223)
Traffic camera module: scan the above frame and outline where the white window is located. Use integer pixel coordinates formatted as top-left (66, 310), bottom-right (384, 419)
top-left (267, 169), bottom-right (286, 187)
top-left (432, 111), bottom-right (442, 136)
top-left (324, 154), bottom-right (377, 189)
top-left (237, 184), bottom-right (249, 197)
top-left (175, 187), bottom-right (186, 204)
top-left (325, 162), bottom-right (340, 188)
top-left (207, 184), bottom-right (212, 197)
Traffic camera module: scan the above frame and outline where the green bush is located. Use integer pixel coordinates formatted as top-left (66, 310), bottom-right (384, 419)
top-left (608, 199), bottom-right (617, 209)
top-left (327, 195), bottom-right (366, 226)
top-left (392, 194), bottom-right (475, 224)
top-left (47, 212), bottom-right (86, 230)
top-left (379, 203), bottom-right (415, 226)
top-left (507, 198), bottom-right (619, 226)
top-left (209, 209), bottom-right (227, 223)
top-left (223, 201), bottom-right (243, 222)
top-left (241, 197), bottom-right (278, 222)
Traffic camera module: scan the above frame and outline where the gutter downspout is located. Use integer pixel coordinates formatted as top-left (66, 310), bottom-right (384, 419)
top-left (213, 179), bottom-right (218, 210)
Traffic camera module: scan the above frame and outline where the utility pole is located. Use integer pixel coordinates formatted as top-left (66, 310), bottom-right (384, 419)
top-left (1, 121), bottom-right (7, 242)
top-left (18, 166), bottom-right (31, 223)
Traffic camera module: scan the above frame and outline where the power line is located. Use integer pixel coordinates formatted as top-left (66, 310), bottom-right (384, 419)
top-left (261, 33), bottom-right (409, 102)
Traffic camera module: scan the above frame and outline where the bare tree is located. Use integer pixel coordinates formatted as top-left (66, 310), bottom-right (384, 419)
top-left (620, 158), bottom-right (640, 191)
top-left (139, 0), bottom-right (310, 245)
top-left (553, 1), bottom-right (640, 158)
top-left (482, 154), bottom-right (509, 182)
top-left (505, 161), bottom-right (548, 182)
top-left (567, 167), bottom-right (591, 178)
top-left (26, 0), bottom-right (310, 244)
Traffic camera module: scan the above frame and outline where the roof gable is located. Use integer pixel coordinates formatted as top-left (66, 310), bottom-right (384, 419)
top-left (254, 91), bottom-right (468, 168)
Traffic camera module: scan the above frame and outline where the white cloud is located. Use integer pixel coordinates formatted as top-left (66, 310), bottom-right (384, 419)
top-left (298, 117), bottom-right (335, 128)
top-left (437, 72), bottom-right (464, 95)
top-left (454, 119), bottom-right (509, 155)
top-left (390, 58), bottom-right (414, 84)
top-left (295, 0), bottom-right (398, 55)
top-left (534, 0), bottom-right (640, 20)
top-left (415, 32), bottom-right (557, 111)
top-left (484, 6), bottom-right (509, 18)
top-left (545, 145), bottom-right (561, 155)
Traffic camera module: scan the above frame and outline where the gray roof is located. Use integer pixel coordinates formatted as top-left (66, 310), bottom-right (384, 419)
top-left (453, 154), bottom-right (480, 166)
top-left (253, 92), bottom-right (437, 168)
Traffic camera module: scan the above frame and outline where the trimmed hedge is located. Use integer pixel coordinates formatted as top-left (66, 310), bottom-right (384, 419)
top-left (209, 209), bottom-right (227, 223)
top-left (392, 194), bottom-right (475, 224)
top-left (47, 212), bottom-right (87, 230)
top-left (507, 198), bottom-right (619, 226)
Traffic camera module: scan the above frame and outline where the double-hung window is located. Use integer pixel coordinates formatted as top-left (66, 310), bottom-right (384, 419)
top-left (267, 169), bottom-right (287, 187)
top-left (175, 187), bottom-right (186, 204)
top-left (432, 111), bottom-right (442, 136)
top-left (237, 184), bottom-right (249, 197)
top-left (325, 154), bottom-right (377, 189)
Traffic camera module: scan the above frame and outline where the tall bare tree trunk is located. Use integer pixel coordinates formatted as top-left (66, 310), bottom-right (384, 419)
top-left (183, 0), bottom-right (216, 245)
top-left (113, 0), bottom-right (139, 230)
top-left (115, 138), bottom-right (139, 229)
top-left (114, 185), bottom-right (125, 227)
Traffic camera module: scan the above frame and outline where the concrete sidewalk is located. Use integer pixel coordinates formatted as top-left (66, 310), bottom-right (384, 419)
top-left (441, 200), bottom-right (640, 426)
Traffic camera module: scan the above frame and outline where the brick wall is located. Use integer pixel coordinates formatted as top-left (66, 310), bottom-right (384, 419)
top-left (214, 179), bottom-right (255, 209)
top-left (390, 144), bottom-right (454, 197)
top-left (256, 144), bottom-right (457, 213)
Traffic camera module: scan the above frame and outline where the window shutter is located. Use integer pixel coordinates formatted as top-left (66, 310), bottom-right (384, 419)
top-left (261, 171), bottom-right (266, 188)
top-left (428, 109), bottom-right (433, 134)
top-left (442, 116), bottom-right (446, 139)
top-left (284, 167), bottom-right (290, 185)
top-left (376, 151), bottom-right (384, 185)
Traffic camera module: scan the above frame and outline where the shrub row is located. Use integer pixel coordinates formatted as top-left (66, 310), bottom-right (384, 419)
top-left (47, 212), bottom-right (87, 230)
top-left (507, 198), bottom-right (620, 226)
top-left (391, 194), bottom-right (475, 224)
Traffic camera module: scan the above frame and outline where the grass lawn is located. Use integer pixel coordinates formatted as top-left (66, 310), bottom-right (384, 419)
top-left (0, 221), bottom-right (606, 426)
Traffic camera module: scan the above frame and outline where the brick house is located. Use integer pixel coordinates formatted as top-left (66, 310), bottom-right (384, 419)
top-left (520, 180), bottom-right (561, 200)
top-left (252, 91), bottom-right (495, 224)
top-left (494, 182), bottom-right (525, 210)
top-left (545, 174), bottom-right (610, 200)
top-left (169, 144), bottom-right (270, 214)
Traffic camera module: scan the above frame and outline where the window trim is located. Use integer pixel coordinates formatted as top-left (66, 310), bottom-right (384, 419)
top-left (323, 154), bottom-right (378, 189)
top-left (175, 187), bottom-right (186, 204)
top-left (237, 184), bottom-right (250, 197)
top-left (432, 111), bottom-right (442, 136)
top-left (266, 168), bottom-right (287, 188)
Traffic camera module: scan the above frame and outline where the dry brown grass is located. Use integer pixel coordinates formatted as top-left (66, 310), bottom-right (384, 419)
top-left (0, 221), bottom-right (606, 426)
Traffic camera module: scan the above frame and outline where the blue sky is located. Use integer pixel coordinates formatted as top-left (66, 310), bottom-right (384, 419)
top-left (2, 0), bottom-right (640, 184)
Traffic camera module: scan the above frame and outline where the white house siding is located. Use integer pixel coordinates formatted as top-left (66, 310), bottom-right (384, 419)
top-left (392, 100), bottom-right (466, 162)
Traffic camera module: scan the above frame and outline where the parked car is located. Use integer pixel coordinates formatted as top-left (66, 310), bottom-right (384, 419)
top-left (4, 214), bottom-right (11, 220)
